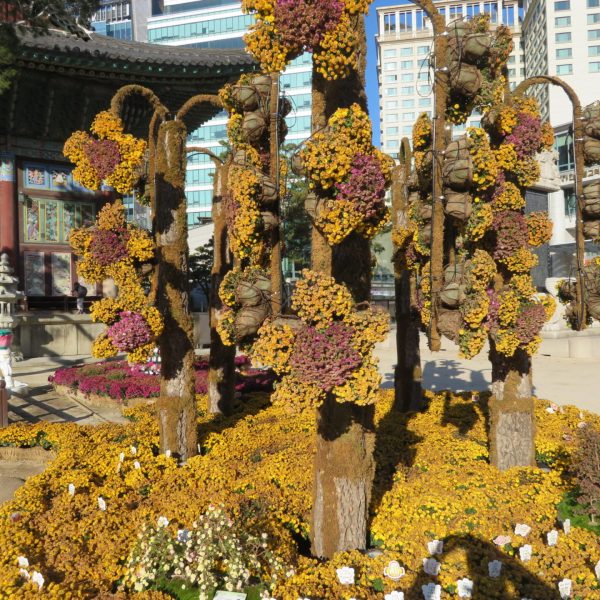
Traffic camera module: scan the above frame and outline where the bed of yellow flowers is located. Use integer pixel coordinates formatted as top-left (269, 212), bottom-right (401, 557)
top-left (0, 390), bottom-right (598, 599)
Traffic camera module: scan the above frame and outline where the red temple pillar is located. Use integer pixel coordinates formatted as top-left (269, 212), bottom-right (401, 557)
top-left (0, 153), bottom-right (17, 268)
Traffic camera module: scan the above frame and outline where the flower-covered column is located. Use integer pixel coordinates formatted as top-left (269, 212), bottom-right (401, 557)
top-left (243, 0), bottom-right (392, 557)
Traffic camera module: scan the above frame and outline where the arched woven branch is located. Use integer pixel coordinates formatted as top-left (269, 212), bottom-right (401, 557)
top-left (110, 85), bottom-right (168, 121)
top-left (176, 94), bottom-right (223, 122)
top-left (186, 145), bottom-right (224, 167)
top-left (515, 75), bottom-right (587, 330)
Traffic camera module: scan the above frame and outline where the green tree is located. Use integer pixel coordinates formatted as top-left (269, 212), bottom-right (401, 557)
top-left (1, 0), bottom-right (100, 93)
top-left (188, 237), bottom-right (214, 302)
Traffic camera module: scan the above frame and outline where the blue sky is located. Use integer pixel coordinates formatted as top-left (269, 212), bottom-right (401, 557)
top-left (366, 0), bottom-right (411, 146)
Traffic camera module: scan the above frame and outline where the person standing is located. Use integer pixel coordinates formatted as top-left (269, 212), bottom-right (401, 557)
top-left (72, 282), bottom-right (88, 314)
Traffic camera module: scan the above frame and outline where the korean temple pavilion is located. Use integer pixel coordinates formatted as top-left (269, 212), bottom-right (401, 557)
top-left (0, 27), bottom-right (255, 308)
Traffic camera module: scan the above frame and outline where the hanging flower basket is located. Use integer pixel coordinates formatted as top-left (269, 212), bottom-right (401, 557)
top-left (443, 158), bottom-right (473, 191)
top-left (231, 85), bottom-right (262, 112)
top-left (444, 190), bottom-right (473, 221)
top-left (258, 174), bottom-right (278, 204)
top-left (445, 137), bottom-right (472, 162)
top-left (437, 307), bottom-right (462, 342)
top-left (242, 110), bottom-right (268, 143)
top-left (448, 20), bottom-right (471, 39)
top-left (440, 263), bottom-right (467, 308)
top-left (249, 74), bottom-right (272, 96)
top-left (461, 32), bottom-right (492, 62)
top-left (234, 304), bottom-right (270, 340)
top-left (450, 63), bottom-right (483, 97)
top-left (583, 101), bottom-right (600, 139)
top-left (419, 222), bottom-right (432, 245)
top-left (583, 181), bottom-right (600, 218)
top-left (588, 293), bottom-right (600, 321)
top-left (261, 211), bottom-right (280, 230)
top-left (583, 219), bottom-right (600, 240)
top-left (583, 136), bottom-right (600, 165)
top-left (304, 192), bottom-right (328, 219)
top-left (236, 273), bottom-right (271, 307)
top-left (291, 153), bottom-right (306, 176)
top-left (416, 200), bottom-right (432, 222)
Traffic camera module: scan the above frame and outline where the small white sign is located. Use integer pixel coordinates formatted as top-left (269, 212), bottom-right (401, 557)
top-left (457, 577), bottom-right (474, 598)
top-left (547, 529), bottom-right (559, 546)
top-left (31, 571), bottom-right (44, 590)
top-left (384, 560), bottom-right (406, 581)
top-left (336, 566), bottom-right (355, 585)
top-left (595, 559), bottom-right (600, 580)
top-left (519, 545), bottom-right (532, 562)
top-left (422, 583), bottom-right (441, 600)
top-left (558, 578), bottom-right (572, 599)
top-left (427, 539), bottom-right (444, 555)
top-left (130, 445), bottom-right (137, 455)
top-left (213, 593), bottom-right (247, 600)
top-left (562, 519), bottom-right (571, 535)
top-left (423, 558), bottom-right (441, 576)
top-left (134, 461), bottom-right (141, 470)
top-left (68, 483), bottom-right (75, 496)
top-left (488, 560), bottom-right (502, 578)
top-left (97, 496), bottom-right (106, 511)
top-left (514, 523), bottom-right (531, 537)
top-left (385, 592), bottom-right (405, 600)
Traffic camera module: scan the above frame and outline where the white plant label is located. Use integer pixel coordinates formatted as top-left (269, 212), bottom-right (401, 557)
top-left (457, 577), bottom-right (474, 598)
top-left (488, 560), bottom-right (502, 578)
top-left (427, 539), bottom-right (444, 555)
top-left (519, 545), bottom-right (532, 562)
top-left (422, 583), bottom-right (441, 600)
top-left (514, 523), bottom-right (531, 537)
top-left (547, 529), bottom-right (559, 546)
top-left (336, 566), bottom-right (355, 585)
top-left (423, 558), bottom-right (441, 576)
top-left (558, 578), bottom-right (572, 599)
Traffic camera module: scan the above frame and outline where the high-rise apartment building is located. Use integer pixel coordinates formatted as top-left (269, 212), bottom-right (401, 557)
top-left (521, 0), bottom-right (600, 269)
top-left (375, 0), bottom-right (523, 159)
top-left (147, 1), bottom-right (313, 228)
top-left (91, 1), bottom-right (153, 41)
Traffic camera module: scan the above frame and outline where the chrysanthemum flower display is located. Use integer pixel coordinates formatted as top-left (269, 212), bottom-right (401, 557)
top-left (63, 111), bottom-right (146, 194)
top-left (242, 0), bottom-right (369, 80)
top-left (252, 269), bottom-right (389, 409)
top-left (298, 104), bottom-right (392, 245)
top-left (69, 201), bottom-right (162, 363)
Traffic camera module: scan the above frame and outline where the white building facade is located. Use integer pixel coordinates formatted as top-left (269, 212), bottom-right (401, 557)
top-left (522, 0), bottom-right (600, 271)
top-left (375, 0), bottom-right (524, 159)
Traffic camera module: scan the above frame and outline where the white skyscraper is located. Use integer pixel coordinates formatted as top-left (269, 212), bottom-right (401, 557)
top-left (375, 0), bottom-right (523, 159)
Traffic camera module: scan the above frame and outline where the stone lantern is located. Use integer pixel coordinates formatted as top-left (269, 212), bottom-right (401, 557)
top-left (0, 253), bottom-right (21, 388)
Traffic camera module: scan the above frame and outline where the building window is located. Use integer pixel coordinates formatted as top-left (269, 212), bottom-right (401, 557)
top-left (590, 61), bottom-right (600, 72)
top-left (589, 0), bottom-right (600, 6)
top-left (385, 87), bottom-right (398, 96)
top-left (555, 32), bottom-right (572, 43)
top-left (400, 47), bottom-right (413, 56)
top-left (383, 49), bottom-right (396, 58)
top-left (388, 113), bottom-right (398, 122)
top-left (555, 16), bottom-right (571, 26)
top-left (385, 75), bottom-right (398, 82)
top-left (418, 84), bottom-right (430, 94)
top-left (417, 45), bottom-right (430, 55)
top-left (508, 56), bottom-right (516, 64)
top-left (401, 73), bottom-right (414, 81)
top-left (384, 13), bottom-right (396, 33)
top-left (449, 5), bottom-right (463, 20)
top-left (564, 188), bottom-right (576, 219)
top-left (401, 99), bottom-right (415, 108)
top-left (415, 10), bottom-right (430, 30)
top-left (556, 48), bottom-right (573, 59)
top-left (590, 29), bottom-right (600, 40)
top-left (387, 139), bottom-right (400, 148)
top-left (590, 45), bottom-right (600, 56)
top-left (386, 100), bottom-right (398, 109)
top-left (483, 2), bottom-right (498, 23)
top-left (400, 60), bottom-right (414, 69)
top-left (466, 3), bottom-right (481, 19)
top-left (418, 72), bottom-right (429, 81)
top-left (502, 5), bottom-right (515, 25)
top-left (554, 1), bottom-right (570, 9)
top-left (398, 11), bottom-right (413, 32)
top-left (400, 86), bottom-right (414, 95)
top-left (508, 68), bottom-right (516, 78)
top-left (556, 64), bottom-right (573, 74)
top-left (555, 133), bottom-right (574, 172)
top-left (418, 97), bottom-right (432, 107)
top-left (384, 62), bottom-right (397, 71)
top-left (589, 13), bottom-right (600, 24)
top-left (386, 127), bottom-right (399, 135)
top-left (402, 112), bottom-right (415, 121)
top-left (402, 126), bottom-right (413, 135)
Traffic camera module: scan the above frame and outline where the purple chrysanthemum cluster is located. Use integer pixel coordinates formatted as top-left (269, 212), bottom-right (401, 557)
top-left (107, 311), bottom-right (152, 352)
top-left (290, 322), bottom-right (361, 391)
top-left (89, 228), bottom-right (130, 266)
top-left (505, 112), bottom-right (543, 159)
top-left (335, 153), bottom-right (387, 219)
top-left (516, 303), bottom-right (547, 343)
top-left (485, 288), bottom-right (500, 330)
top-left (274, 0), bottom-right (343, 53)
top-left (492, 210), bottom-right (529, 259)
top-left (85, 138), bottom-right (122, 180)
top-left (48, 356), bottom-right (274, 402)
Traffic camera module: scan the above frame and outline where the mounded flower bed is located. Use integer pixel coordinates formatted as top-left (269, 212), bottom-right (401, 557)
top-left (48, 357), bottom-right (275, 407)
top-left (0, 391), bottom-right (598, 599)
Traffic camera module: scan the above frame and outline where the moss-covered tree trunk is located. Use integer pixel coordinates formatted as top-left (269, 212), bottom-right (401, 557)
top-left (154, 119), bottom-right (198, 460)
top-left (391, 164), bottom-right (423, 412)
top-left (488, 341), bottom-right (536, 470)
top-left (309, 15), bottom-right (376, 558)
top-left (208, 160), bottom-right (236, 415)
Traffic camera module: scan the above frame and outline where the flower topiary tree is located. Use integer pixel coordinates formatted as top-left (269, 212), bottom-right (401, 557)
top-left (242, 0), bottom-right (393, 558)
